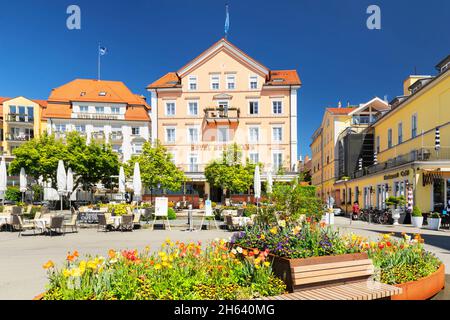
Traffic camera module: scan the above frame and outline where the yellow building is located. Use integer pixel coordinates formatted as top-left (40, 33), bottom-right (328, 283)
top-left (0, 96), bottom-right (46, 156)
top-left (147, 38), bottom-right (301, 201)
top-left (310, 98), bottom-right (389, 202)
top-left (334, 55), bottom-right (450, 214)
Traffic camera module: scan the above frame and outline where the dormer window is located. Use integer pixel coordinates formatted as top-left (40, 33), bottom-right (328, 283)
top-left (273, 78), bottom-right (284, 83)
top-left (80, 92), bottom-right (86, 97)
top-left (99, 91), bottom-right (107, 96)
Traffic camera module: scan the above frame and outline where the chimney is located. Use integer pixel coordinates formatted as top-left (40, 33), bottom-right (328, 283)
top-left (338, 101), bottom-right (342, 108)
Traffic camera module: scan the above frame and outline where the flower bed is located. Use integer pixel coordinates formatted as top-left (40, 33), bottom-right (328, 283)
top-left (40, 239), bottom-right (286, 300)
top-left (232, 223), bottom-right (442, 292)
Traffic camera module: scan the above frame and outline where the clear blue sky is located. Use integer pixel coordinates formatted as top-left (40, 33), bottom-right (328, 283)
top-left (0, 0), bottom-right (449, 158)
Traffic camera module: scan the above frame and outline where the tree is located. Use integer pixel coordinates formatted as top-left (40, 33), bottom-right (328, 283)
top-left (205, 144), bottom-right (255, 198)
top-left (125, 140), bottom-right (185, 192)
top-left (9, 133), bottom-right (68, 186)
top-left (9, 132), bottom-right (120, 190)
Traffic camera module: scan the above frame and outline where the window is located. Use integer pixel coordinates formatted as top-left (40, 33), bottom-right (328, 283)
top-left (132, 127), bottom-right (140, 135)
top-left (188, 75), bottom-right (197, 91)
top-left (80, 106), bottom-right (88, 113)
top-left (376, 136), bottom-right (380, 153)
top-left (398, 122), bottom-right (403, 144)
top-left (272, 101), bottom-right (283, 114)
top-left (95, 106), bottom-right (104, 114)
top-left (188, 127), bottom-right (199, 143)
top-left (217, 127), bottom-right (229, 143)
top-left (112, 145), bottom-right (122, 154)
top-left (165, 102), bottom-right (176, 116)
top-left (249, 75), bottom-right (258, 89)
top-left (9, 105), bottom-right (16, 114)
top-left (273, 152), bottom-right (283, 170)
top-left (411, 113), bottom-right (418, 138)
top-left (249, 152), bottom-right (259, 164)
top-left (111, 107), bottom-right (120, 114)
top-left (249, 101), bottom-right (259, 115)
top-left (210, 74), bottom-right (220, 90)
top-left (272, 127), bottom-right (282, 142)
top-left (27, 107), bottom-right (34, 121)
top-left (387, 129), bottom-right (393, 148)
top-left (249, 127), bottom-right (260, 143)
top-left (133, 143), bottom-right (143, 154)
top-left (166, 128), bottom-right (176, 143)
top-left (188, 101), bottom-right (199, 116)
top-left (226, 74), bottom-right (235, 90)
top-left (75, 125), bottom-right (85, 132)
top-left (188, 154), bottom-right (199, 172)
top-left (55, 124), bottom-right (66, 132)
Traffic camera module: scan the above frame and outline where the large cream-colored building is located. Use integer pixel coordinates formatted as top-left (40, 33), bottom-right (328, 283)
top-left (147, 38), bottom-right (301, 200)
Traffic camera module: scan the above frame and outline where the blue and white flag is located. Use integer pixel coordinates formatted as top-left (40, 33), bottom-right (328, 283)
top-left (224, 4), bottom-right (230, 37)
top-left (99, 46), bottom-right (107, 56)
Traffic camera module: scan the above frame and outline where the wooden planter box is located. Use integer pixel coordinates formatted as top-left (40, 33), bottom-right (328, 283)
top-left (391, 264), bottom-right (445, 300)
top-left (268, 252), bottom-right (369, 293)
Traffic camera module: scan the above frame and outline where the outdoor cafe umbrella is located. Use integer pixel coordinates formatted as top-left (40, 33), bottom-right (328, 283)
top-left (67, 168), bottom-right (74, 209)
top-left (57, 160), bottom-right (67, 212)
top-left (0, 157), bottom-right (7, 205)
top-left (119, 166), bottom-right (126, 200)
top-left (133, 162), bottom-right (142, 203)
top-left (20, 168), bottom-right (27, 202)
top-left (254, 165), bottom-right (261, 213)
top-left (266, 168), bottom-right (273, 194)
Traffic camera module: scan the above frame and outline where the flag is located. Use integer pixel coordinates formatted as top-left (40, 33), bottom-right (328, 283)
top-left (99, 46), bottom-right (107, 56)
top-left (224, 5), bottom-right (230, 36)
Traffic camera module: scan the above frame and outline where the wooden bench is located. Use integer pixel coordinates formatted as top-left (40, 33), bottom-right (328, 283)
top-left (262, 258), bottom-right (402, 300)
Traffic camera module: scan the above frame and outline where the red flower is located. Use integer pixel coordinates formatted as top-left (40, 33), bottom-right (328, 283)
top-left (386, 241), bottom-right (392, 247)
top-left (378, 243), bottom-right (385, 250)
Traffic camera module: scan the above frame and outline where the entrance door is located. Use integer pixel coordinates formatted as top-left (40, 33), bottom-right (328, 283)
top-left (210, 186), bottom-right (223, 203)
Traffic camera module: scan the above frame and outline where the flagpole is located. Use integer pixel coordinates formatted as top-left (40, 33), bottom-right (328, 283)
top-left (98, 43), bottom-right (101, 80)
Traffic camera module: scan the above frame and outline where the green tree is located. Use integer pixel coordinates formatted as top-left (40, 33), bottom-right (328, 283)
top-left (126, 140), bottom-right (185, 192)
top-left (9, 133), bottom-right (68, 186)
top-left (205, 144), bottom-right (255, 197)
top-left (10, 132), bottom-right (120, 190)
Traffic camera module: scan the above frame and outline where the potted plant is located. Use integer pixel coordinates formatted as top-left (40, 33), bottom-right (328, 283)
top-left (385, 196), bottom-right (407, 225)
top-left (428, 212), bottom-right (441, 230)
top-left (411, 206), bottom-right (424, 228)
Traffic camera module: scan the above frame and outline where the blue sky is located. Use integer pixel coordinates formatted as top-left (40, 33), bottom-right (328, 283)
top-left (0, 0), bottom-right (449, 158)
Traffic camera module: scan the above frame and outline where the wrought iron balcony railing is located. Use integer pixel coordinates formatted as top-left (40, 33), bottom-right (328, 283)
top-left (6, 114), bottom-right (34, 123)
top-left (204, 107), bottom-right (240, 124)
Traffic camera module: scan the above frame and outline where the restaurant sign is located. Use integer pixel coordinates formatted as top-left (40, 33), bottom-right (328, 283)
top-left (384, 170), bottom-right (410, 180)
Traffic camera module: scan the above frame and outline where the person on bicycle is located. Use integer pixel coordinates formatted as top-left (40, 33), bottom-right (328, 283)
top-left (352, 201), bottom-right (360, 220)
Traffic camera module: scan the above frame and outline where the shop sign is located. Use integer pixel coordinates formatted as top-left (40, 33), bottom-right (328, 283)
top-left (384, 170), bottom-right (410, 180)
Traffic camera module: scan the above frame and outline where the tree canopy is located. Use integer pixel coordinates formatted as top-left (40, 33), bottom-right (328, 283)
top-left (9, 132), bottom-right (120, 190)
top-left (205, 143), bottom-right (257, 195)
top-left (125, 140), bottom-right (185, 192)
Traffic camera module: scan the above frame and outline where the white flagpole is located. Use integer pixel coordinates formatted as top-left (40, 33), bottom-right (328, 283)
top-left (98, 44), bottom-right (101, 80)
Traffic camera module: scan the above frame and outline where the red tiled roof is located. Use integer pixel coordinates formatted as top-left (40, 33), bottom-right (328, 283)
top-left (147, 72), bottom-right (180, 89)
top-left (326, 108), bottom-right (357, 115)
top-left (267, 70), bottom-right (302, 86)
top-left (45, 79), bottom-right (151, 121)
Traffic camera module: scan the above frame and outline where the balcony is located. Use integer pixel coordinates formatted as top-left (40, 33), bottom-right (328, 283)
top-left (91, 131), bottom-right (106, 141)
top-left (110, 132), bottom-right (124, 143)
top-left (204, 107), bottom-right (240, 124)
top-left (350, 147), bottom-right (450, 179)
top-left (6, 133), bottom-right (33, 142)
top-left (6, 114), bottom-right (34, 124)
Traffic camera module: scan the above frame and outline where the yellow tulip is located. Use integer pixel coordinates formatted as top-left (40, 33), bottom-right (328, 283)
top-left (155, 264), bottom-right (162, 270)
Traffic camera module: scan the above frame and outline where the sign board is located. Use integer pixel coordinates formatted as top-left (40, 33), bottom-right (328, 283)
top-left (205, 200), bottom-right (213, 217)
top-left (155, 197), bottom-right (168, 217)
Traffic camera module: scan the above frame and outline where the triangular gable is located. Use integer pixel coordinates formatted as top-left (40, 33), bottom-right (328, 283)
top-left (177, 38), bottom-right (269, 78)
top-left (348, 97), bottom-right (390, 116)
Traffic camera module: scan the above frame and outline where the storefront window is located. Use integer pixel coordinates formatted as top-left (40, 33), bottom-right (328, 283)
top-left (433, 178), bottom-right (445, 213)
